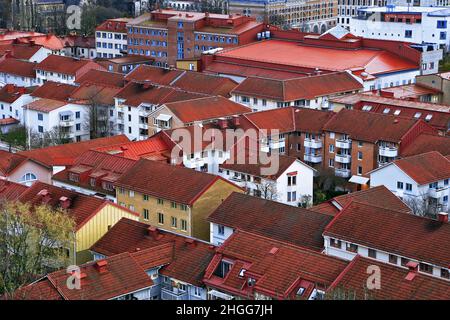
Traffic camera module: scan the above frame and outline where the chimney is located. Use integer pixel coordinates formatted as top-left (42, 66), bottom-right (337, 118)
top-left (217, 118), bottom-right (228, 129)
top-left (59, 196), bottom-right (71, 209)
top-left (405, 261), bottom-right (418, 281)
top-left (232, 116), bottom-right (240, 127)
top-left (269, 247), bottom-right (279, 255)
top-left (95, 260), bottom-right (108, 274)
top-left (438, 212), bottom-right (448, 223)
top-left (37, 189), bottom-right (51, 204)
top-left (147, 226), bottom-right (163, 240)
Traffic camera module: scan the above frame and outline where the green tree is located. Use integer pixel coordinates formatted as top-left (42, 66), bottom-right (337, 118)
top-left (0, 201), bottom-right (76, 297)
top-left (0, 125), bottom-right (27, 151)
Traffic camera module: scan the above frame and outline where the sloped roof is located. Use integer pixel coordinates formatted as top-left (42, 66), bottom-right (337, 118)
top-left (31, 81), bottom-right (78, 101)
top-left (0, 180), bottom-right (28, 202)
top-left (125, 65), bottom-right (184, 85)
top-left (115, 158), bottom-right (235, 205)
top-left (69, 82), bottom-right (122, 106)
top-left (0, 150), bottom-right (28, 176)
top-left (0, 58), bottom-right (36, 78)
top-left (0, 84), bottom-right (32, 103)
top-left (171, 71), bottom-right (239, 97)
top-left (324, 201), bottom-right (450, 268)
top-left (328, 255), bottom-right (450, 300)
top-left (18, 135), bottom-right (130, 167)
top-left (208, 192), bottom-right (333, 251)
top-left (231, 72), bottom-right (362, 101)
top-left (401, 133), bottom-right (450, 157)
top-left (76, 69), bottom-right (125, 88)
top-left (35, 55), bottom-right (100, 75)
top-left (392, 151), bottom-right (450, 185)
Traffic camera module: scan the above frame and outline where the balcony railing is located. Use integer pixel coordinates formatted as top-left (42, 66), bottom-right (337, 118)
top-left (335, 154), bottom-right (352, 164)
top-left (161, 283), bottom-right (188, 300)
top-left (59, 119), bottom-right (74, 127)
top-left (303, 138), bottom-right (322, 149)
top-left (336, 139), bottom-right (351, 149)
top-left (335, 168), bottom-right (351, 178)
top-left (304, 154), bottom-right (322, 163)
top-left (379, 146), bottom-right (398, 158)
top-left (429, 186), bottom-right (448, 199)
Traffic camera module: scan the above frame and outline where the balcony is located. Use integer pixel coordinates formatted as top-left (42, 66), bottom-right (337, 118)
top-left (335, 139), bottom-right (351, 149)
top-left (304, 154), bottom-right (322, 163)
top-left (184, 158), bottom-right (205, 168)
top-left (335, 168), bottom-right (351, 178)
top-left (335, 154), bottom-right (351, 164)
top-left (116, 117), bottom-right (124, 124)
top-left (59, 119), bottom-right (74, 127)
top-left (429, 186), bottom-right (448, 199)
top-left (161, 283), bottom-right (188, 300)
top-left (379, 146), bottom-right (398, 158)
top-left (303, 138), bottom-right (322, 149)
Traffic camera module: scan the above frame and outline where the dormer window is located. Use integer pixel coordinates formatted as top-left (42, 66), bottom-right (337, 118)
top-left (296, 287), bottom-right (305, 297)
top-left (362, 105), bottom-right (372, 111)
top-left (89, 178), bottom-right (96, 187)
top-left (69, 173), bottom-right (79, 182)
top-left (213, 260), bottom-right (232, 279)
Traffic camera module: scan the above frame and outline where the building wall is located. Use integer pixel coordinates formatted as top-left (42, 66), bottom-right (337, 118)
top-left (0, 94), bottom-right (34, 123)
top-left (0, 73), bottom-right (37, 87)
top-left (7, 160), bottom-right (51, 186)
top-left (416, 74), bottom-right (450, 105)
top-left (191, 179), bottom-right (243, 241)
top-left (75, 204), bottom-right (139, 264)
top-left (210, 222), bottom-right (234, 245)
top-left (96, 31), bottom-right (128, 58)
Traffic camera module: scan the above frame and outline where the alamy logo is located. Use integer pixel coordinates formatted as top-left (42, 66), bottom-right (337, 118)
top-left (66, 265), bottom-right (81, 290)
top-left (366, 265), bottom-right (381, 290)
top-left (66, 5), bottom-right (82, 30)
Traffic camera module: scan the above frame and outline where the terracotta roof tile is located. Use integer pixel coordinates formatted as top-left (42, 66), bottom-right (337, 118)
top-left (392, 151), bottom-right (450, 185)
top-left (171, 72), bottom-right (238, 97)
top-left (0, 84), bottom-right (31, 103)
top-left (0, 180), bottom-right (28, 201)
top-left (76, 69), bottom-right (125, 88)
top-left (35, 55), bottom-right (103, 76)
top-left (31, 81), bottom-right (78, 101)
top-left (18, 135), bottom-right (130, 167)
top-left (0, 58), bottom-right (36, 78)
top-left (125, 65), bottom-right (184, 85)
top-left (24, 98), bottom-right (66, 112)
top-left (115, 158), bottom-right (229, 205)
top-left (328, 255), bottom-right (450, 300)
top-left (96, 18), bottom-right (131, 33)
top-left (0, 150), bottom-right (28, 176)
top-left (208, 192), bottom-right (333, 251)
top-left (401, 133), bottom-right (450, 157)
top-left (162, 96), bottom-right (250, 123)
top-left (324, 201), bottom-right (450, 268)
top-left (231, 72), bottom-right (362, 101)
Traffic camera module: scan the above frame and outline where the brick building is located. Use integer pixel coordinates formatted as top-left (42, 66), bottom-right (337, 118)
top-left (126, 9), bottom-right (264, 66)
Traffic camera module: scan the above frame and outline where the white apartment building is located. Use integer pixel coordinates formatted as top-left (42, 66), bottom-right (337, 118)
top-left (369, 151), bottom-right (450, 212)
top-left (350, 6), bottom-right (450, 51)
top-left (0, 59), bottom-right (39, 87)
top-left (219, 156), bottom-right (315, 207)
top-left (114, 98), bottom-right (155, 140)
top-left (23, 99), bottom-right (91, 142)
top-left (95, 19), bottom-right (130, 58)
top-left (0, 85), bottom-right (34, 122)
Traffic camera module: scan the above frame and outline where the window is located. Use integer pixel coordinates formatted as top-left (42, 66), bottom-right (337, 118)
top-left (287, 175), bottom-right (297, 186)
top-left (181, 219), bottom-right (187, 231)
top-left (171, 202), bottom-right (177, 209)
top-left (158, 212), bottom-right (164, 224)
top-left (218, 225), bottom-right (225, 236)
top-left (75, 111), bottom-right (80, 119)
top-left (400, 257), bottom-right (409, 267)
top-left (330, 238), bottom-right (341, 249)
top-left (68, 173), bottom-right (79, 182)
top-left (180, 204), bottom-right (187, 211)
top-left (20, 173), bottom-right (37, 185)
top-left (368, 248), bottom-right (377, 258)
top-left (157, 198), bottom-right (164, 205)
top-left (397, 181), bottom-right (404, 190)
top-left (171, 216), bottom-right (177, 228)
top-left (38, 113), bottom-right (43, 121)
top-left (405, 183), bottom-right (412, 192)
top-left (383, 108), bottom-right (390, 114)
top-left (143, 194), bottom-right (149, 201)
top-left (329, 159), bottom-right (334, 168)
top-left (143, 209), bottom-right (149, 220)
top-left (358, 141), bottom-right (363, 147)
top-left (357, 151), bottom-right (363, 160)
top-left (445, 179), bottom-right (449, 186)
top-left (89, 178), bottom-right (96, 187)
top-left (329, 144), bottom-right (335, 153)
top-left (394, 110), bottom-right (401, 115)
top-left (330, 132), bottom-right (335, 139)
top-left (76, 123), bottom-right (81, 131)
top-left (357, 166), bottom-right (363, 175)
top-left (441, 269), bottom-right (450, 279)
top-left (437, 20), bottom-right (447, 29)
top-left (346, 243), bottom-right (358, 253)
top-left (129, 190), bottom-right (134, 197)
top-left (419, 263), bottom-right (433, 274)
top-left (193, 286), bottom-right (201, 297)
top-left (404, 30), bottom-right (412, 38)
top-left (389, 254), bottom-right (398, 265)
top-left (440, 32), bottom-right (447, 40)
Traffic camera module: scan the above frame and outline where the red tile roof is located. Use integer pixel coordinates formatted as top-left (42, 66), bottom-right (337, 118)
top-left (94, 135), bottom-right (170, 161)
top-left (328, 255), bottom-right (450, 300)
top-left (0, 150), bottom-right (28, 176)
top-left (52, 150), bottom-right (137, 196)
top-left (115, 158), bottom-right (236, 205)
top-left (96, 18), bottom-right (131, 33)
top-left (91, 218), bottom-right (216, 286)
top-left (115, 82), bottom-right (206, 107)
top-left (13, 251), bottom-right (153, 300)
top-left (0, 58), bottom-right (36, 78)
top-left (17, 181), bottom-right (125, 230)
top-left (241, 107), bottom-right (296, 134)
top-left (18, 135), bottom-right (130, 167)
top-left (35, 55), bottom-right (103, 76)
top-left (401, 133), bottom-right (450, 157)
top-left (231, 72), bottom-right (362, 101)
top-left (324, 201), bottom-right (450, 268)
top-left (125, 65), bottom-right (184, 85)
top-left (59, 35), bottom-right (95, 49)
top-left (203, 230), bottom-right (348, 299)
top-left (208, 192), bottom-right (333, 251)
top-left (162, 96), bottom-right (250, 123)
top-left (75, 69), bottom-right (125, 88)
top-left (293, 108), bottom-right (336, 134)
top-left (69, 82), bottom-right (122, 106)
top-left (217, 39), bottom-right (419, 76)
top-left (31, 81), bottom-right (78, 101)
top-left (390, 151), bottom-right (450, 185)
top-left (171, 71), bottom-right (239, 97)
top-left (0, 117), bottom-right (19, 125)
top-left (0, 180), bottom-right (28, 201)
top-left (15, 34), bottom-right (64, 51)
top-left (323, 109), bottom-right (422, 143)
top-left (24, 98), bottom-right (66, 112)
top-left (0, 84), bottom-right (31, 103)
